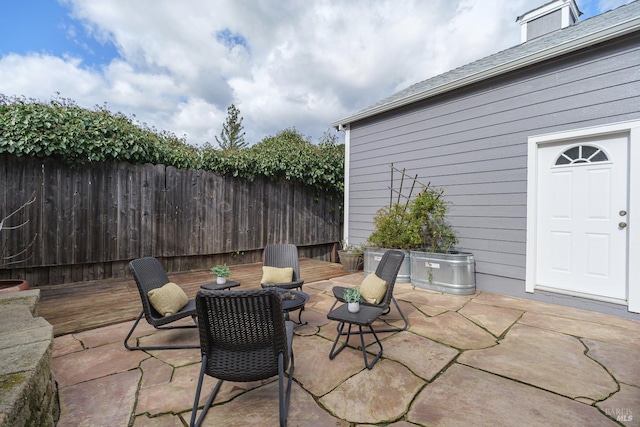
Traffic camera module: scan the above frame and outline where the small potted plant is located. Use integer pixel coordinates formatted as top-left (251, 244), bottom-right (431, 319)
top-left (210, 263), bottom-right (231, 285)
top-left (343, 287), bottom-right (361, 313)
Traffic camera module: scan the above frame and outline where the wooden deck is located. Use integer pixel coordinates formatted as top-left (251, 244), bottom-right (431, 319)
top-left (38, 258), bottom-right (351, 336)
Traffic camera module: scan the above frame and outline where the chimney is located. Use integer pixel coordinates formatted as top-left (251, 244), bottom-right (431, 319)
top-left (516, 0), bottom-right (583, 43)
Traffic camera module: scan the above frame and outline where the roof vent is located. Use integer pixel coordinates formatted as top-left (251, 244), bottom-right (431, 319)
top-left (516, 0), bottom-right (582, 43)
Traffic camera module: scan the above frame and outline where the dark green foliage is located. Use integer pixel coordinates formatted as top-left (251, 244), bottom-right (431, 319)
top-left (0, 95), bottom-right (344, 196)
top-left (215, 104), bottom-right (247, 151)
top-left (203, 128), bottom-right (344, 196)
top-left (368, 186), bottom-right (458, 251)
top-left (0, 94), bottom-right (199, 168)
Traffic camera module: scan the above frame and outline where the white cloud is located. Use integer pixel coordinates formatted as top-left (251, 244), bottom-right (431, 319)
top-left (0, 0), bottom-right (617, 146)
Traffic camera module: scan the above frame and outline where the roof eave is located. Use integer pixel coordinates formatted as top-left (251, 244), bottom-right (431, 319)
top-left (331, 16), bottom-right (640, 129)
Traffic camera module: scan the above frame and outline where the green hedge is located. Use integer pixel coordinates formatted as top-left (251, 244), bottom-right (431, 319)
top-left (0, 95), bottom-right (344, 196)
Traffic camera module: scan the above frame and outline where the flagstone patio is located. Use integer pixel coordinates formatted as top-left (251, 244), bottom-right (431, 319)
top-left (52, 273), bottom-right (640, 426)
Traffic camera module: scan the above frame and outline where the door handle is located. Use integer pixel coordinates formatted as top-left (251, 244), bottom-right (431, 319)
top-left (619, 222), bottom-right (627, 229)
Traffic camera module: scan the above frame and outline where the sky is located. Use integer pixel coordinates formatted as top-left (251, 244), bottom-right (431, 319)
top-left (0, 0), bottom-right (633, 147)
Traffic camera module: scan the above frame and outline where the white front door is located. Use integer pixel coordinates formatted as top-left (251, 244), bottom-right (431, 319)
top-left (536, 134), bottom-right (629, 301)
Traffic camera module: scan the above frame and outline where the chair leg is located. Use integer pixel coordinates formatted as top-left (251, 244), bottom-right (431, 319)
top-left (359, 325), bottom-right (383, 370)
top-left (123, 311), bottom-right (145, 351)
top-left (191, 355), bottom-right (224, 427)
top-left (278, 351), bottom-right (295, 427)
top-left (389, 296), bottom-right (408, 332)
top-left (124, 311), bottom-right (200, 351)
top-left (295, 306), bottom-right (307, 325)
top-left (329, 322), bottom-right (354, 360)
top-left (329, 322), bottom-right (383, 369)
top-left (190, 355), bottom-right (207, 427)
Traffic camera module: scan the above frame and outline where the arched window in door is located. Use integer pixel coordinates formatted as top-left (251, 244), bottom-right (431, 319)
top-left (555, 144), bottom-right (608, 165)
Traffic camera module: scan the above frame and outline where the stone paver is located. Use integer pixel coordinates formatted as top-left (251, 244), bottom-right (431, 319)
top-left (407, 289), bottom-right (472, 311)
top-left (519, 311), bottom-right (640, 348)
top-left (409, 311), bottom-right (497, 350)
top-left (140, 357), bottom-right (173, 389)
top-left (74, 319), bottom-right (158, 348)
top-left (458, 300), bottom-right (523, 337)
top-left (597, 384), bottom-right (640, 426)
top-left (293, 335), bottom-right (363, 396)
top-left (148, 347), bottom-right (201, 367)
top-left (137, 326), bottom-right (199, 351)
top-left (57, 369), bottom-right (140, 427)
top-left (459, 323), bottom-right (617, 400)
top-left (409, 301), bottom-right (448, 317)
top-left (408, 364), bottom-right (617, 427)
top-left (382, 332), bottom-right (459, 381)
top-left (320, 359), bottom-right (424, 424)
top-left (473, 293), bottom-right (640, 330)
top-left (136, 363), bottom-right (227, 416)
top-left (48, 274), bottom-right (640, 426)
top-left (133, 413), bottom-right (187, 427)
top-left (53, 340), bottom-right (148, 388)
top-left (193, 381), bottom-right (346, 427)
top-left (585, 338), bottom-right (640, 387)
top-left (52, 334), bottom-right (83, 358)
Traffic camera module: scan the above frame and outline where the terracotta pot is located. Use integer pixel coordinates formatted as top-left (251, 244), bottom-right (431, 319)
top-left (0, 279), bottom-right (30, 293)
top-left (338, 251), bottom-right (363, 272)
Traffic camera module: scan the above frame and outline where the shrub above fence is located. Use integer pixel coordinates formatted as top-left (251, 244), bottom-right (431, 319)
top-left (0, 95), bottom-right (344, 197)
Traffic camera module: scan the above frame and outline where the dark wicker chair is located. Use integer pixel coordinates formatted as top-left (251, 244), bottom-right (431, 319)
top-left (260, 244), bottom-right (304, 291)
top-left (190, 289), bottom-right (295, 427)
top-left (124, 257), bottom-right (198, 351)
top-left (330, 249), bottom-right (408, 333)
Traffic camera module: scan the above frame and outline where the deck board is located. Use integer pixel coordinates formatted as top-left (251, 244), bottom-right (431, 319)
top-left (38, 258), bottom-right (350, 336)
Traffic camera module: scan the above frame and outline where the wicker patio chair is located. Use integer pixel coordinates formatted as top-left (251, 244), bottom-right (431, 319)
top-left (124, 257), bottom-right (199, 351)
top-left (260, 244), bottom-right (304, 291)
top-left (330, 249), bottom-right (408, 333)
top-left (190, 289), bottom-right (295, 427)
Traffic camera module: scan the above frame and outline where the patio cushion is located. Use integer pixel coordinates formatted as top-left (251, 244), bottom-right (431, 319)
top-left (359, 273), bottom-right (387, 304)
top-left (261, 266), bottom-right (294, 284)
top-left (148, 282), bottom-right (188, 316)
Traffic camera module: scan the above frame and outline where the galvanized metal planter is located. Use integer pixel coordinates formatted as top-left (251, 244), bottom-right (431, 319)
top-left (363, 248), bottom-right (411, 283)
top-left (410, 251), bottom-right (476, 295)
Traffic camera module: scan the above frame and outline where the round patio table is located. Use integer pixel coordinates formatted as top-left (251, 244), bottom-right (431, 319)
top-left (200, 280), bottom-right (241, 291)
top-left (274, 289), bottom-right (309, 325)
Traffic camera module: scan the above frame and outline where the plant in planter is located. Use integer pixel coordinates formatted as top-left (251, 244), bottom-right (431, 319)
top-left (365, 183), bottom-right (474, 294)
top-left (210, 263), bottom-right (231, 285)
top-left (343, 287), bottom-right (361, 313)
top-left (337, 241), bottom-right (364, 272)
top-left (364, 190), bottom-right (430, 283)
top-left (407, 188), bottom-right (475, 295)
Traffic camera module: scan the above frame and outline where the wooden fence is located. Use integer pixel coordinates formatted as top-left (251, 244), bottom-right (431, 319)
top-left (0, 154), bottom-right (342, 286)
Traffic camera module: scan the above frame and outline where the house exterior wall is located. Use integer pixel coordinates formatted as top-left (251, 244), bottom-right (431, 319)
top-left (527, 9), bottom-right (562, 40)
top-left (347, 32), bottom-right (640, 317)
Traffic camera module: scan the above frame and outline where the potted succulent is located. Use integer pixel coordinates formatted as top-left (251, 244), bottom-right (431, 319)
top-left (343, 287), bottom-right (361, 313)
top-left (210, 263), bottom-right (231, 285)
top-left (337, 241), bottom-right (364, 272)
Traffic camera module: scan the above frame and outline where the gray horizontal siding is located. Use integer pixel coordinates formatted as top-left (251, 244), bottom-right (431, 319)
top-left (347, 33), bottom-right (640, 286)
top-left (528, 9), bottom-right (562, 41)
